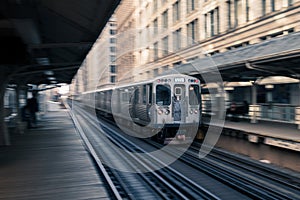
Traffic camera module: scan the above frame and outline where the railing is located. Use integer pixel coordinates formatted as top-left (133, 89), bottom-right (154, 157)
top-left (295, 107), bottom-right (300, 129)
top-left (202, 99), bottom-right (299, 126)
top-left (250, 104), bottom-right (297, 123)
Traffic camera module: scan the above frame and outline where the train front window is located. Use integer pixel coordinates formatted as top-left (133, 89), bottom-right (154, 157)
top-left (189, 85), bottom-right (200, 105)
top-left (156, 85), bottom-right (171, 105)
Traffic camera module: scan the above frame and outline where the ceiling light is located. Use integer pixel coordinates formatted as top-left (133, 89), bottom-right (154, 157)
top-left (36, 57), bottom-right (50, 66)
top-left (48, 77), bottom-right (56, 80)
top-left (225, 87), bottom-right (234, 91)
top-left (265, 84), bottom-right (274, 89)
top-left (44, 70), bottom-right (54, 76)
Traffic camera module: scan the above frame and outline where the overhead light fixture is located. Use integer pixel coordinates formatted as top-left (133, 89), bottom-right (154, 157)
top-left (50, 81), bottom-right (57, 84)
top-left (48, 77), bottom-right (56, 80)
top-left (36, 57), bottom-right (50, 66)
top-left (57, 83), bottom-right (67, 86)
top-left (265, 84), bottom-right (274, 89)
top-left (44, 70), bottom-right (54, 76)
top-left (225, 87), bottom-right (234, 91)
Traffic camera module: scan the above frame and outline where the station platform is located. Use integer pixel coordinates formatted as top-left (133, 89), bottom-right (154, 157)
top-left (0, 108), bottom-right (110, 199)
top-left (204, 118), bottom-right (300, 152)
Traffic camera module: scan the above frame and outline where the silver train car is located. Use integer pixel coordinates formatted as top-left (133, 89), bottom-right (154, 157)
top-left (82, 74), bottom-right (201, 144)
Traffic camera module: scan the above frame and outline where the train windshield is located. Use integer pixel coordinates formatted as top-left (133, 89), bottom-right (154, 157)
top-left (156, 85), bottom-right (171, 106)
top-left (189, 85), bottom-right (200, 105)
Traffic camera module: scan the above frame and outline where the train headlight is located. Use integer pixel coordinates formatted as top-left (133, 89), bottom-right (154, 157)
top-left (194, 110), bottom-right (198, 114)
top-left (190, 110), bottom-right (193, 114)
top-left (165, 109), bottom-right (170, 115)
top-left (158, 109), bottom-right (163, 115)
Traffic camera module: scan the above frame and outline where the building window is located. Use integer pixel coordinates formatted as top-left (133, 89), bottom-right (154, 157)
top-left (246, 0), bottom-right (249, 22)
top-left (162, 36), bottom-right (169, 56)
top-left (173, 1), bottom-right (181, 23)
top-left (110, 46), bottom-right (116, 53)
top-left (187, 0), bottom-right (195, 13)
top-left (110, 65), bottom-right (116, 73)
top-left (187, 19), bottom-right (198, 45)
top-left (173, 28), bottom-right (181, 51)
top-left (154, 42), bottom-right (158, 60)
top-left (110, 38), bottom-right (116, 44)
top-left (227, 1), bottom-right (231, 29)
top-left (162, 10), bottom-right (168, 29)
top-left (210, 10), bottom-right (214, 37)
top-left (288, 0), bottom-right (293, 6)
top-left (110, 29), bottom-right (117, 35)
top-left (216, 7), bottom-right (220, 34)
top-left (271, 0), bottom-right (275, 12)
top-left (153, 18), bottom-right (158, 35)
top-left (234, 0), bottom-right (238, 27)
top-left (204, 14), bottom-right (208, 38)
top-left (110, 76), bottom-right (116, 83)
top-left (262, 0), bottom-right (266, 15)
top-left (110, 55), bottom-right (116, 62)
top-left (205, 8), bottom-right (220, 38)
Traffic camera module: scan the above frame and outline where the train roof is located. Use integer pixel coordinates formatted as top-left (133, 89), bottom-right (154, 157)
top-left (82, 73), bottom-right (199, 94)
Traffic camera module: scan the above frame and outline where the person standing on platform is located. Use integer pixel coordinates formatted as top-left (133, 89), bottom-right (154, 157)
top-left (27, 92), bottom-right (39, 128)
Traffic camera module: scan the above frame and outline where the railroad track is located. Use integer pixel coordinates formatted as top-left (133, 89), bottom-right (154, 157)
top-left (192, 142), bottom-right (300, 189)
top-left (69, 101), bottom-right (300, 199)
top-left (180, 146), bottom-right (300, 200)
top-left (143, 134), bottom-right (300, 199)
top-left (69, 102), bottom-right (221, 200)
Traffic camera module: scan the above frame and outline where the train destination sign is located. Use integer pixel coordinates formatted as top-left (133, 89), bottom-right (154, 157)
top-left (174, 77), bottom-right (185, 83)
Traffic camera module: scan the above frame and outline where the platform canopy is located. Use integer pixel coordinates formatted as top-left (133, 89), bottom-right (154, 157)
top-left (0, 0), bottom-right (120, 86)
top-left (177, 32), bottom-right (300, 83)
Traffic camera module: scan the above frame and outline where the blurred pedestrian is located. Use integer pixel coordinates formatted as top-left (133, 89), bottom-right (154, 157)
top-left (27, 92), bottom-right (39, 128)
top-left (21, 101), bottom-right (31, 128)
top-left (242, 100), bottom-right (249, 115)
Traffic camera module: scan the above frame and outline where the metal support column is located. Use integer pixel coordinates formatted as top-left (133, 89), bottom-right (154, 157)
top-left (251, 83), bottom-right (258, 123)
top-left (15, 84), bottom-right (28, 134)
top-left (298, 83), bottom-right (300, 129)
top-left (0, 78), bottom-right (11, 146)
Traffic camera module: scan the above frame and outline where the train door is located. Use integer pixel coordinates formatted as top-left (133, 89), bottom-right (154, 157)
top-left (173, 84), bottom-right (186, 122)
top-left (188, 84), bottom-right (201, 123)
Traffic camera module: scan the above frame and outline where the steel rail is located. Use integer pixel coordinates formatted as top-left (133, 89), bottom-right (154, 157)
top-left (146, 139), bottom-right (299, 199)
top-left (75, 103), bottom-right (221, 200)
top-left (74, 105), bottom-right (195, 199)
top-left (193, 142), bottom-right (300, 190)
top-left (64, 101), bottom-right (123, 200)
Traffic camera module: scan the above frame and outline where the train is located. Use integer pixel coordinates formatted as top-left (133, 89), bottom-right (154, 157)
top-left (80, 74), bottom-right (201, 144)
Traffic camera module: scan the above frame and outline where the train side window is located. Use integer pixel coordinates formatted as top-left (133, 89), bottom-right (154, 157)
top-left (142, 85), bottom-right (147, 104)
top-left (175, 87), bottom-right (182, 96)
top-left (189, 85), bottom-right (200, 105)
top-left (121, 88), bottom-right (131, 102)
top-left (148, 84), bottom-right (152, 104)
top-left (174, 84), bottom-right (185, 101)
top-left (156, 85), bottom-right (171, 106)
top-left (122, 92), bottom-right (128, 102)
top-left (133, 88), bottom-right (139, 104)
